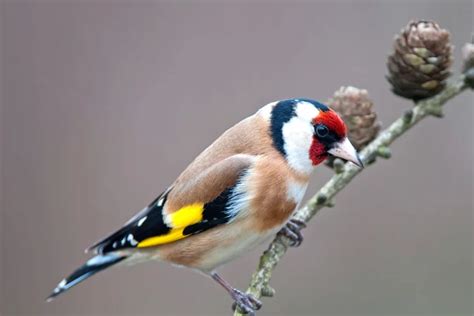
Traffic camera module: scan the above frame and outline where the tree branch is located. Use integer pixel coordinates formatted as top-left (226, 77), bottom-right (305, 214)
top-left (234, 74), bottom-right (469, 316)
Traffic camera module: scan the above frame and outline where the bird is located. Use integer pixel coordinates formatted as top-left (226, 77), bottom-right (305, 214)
top-left (47, 98), bottom-right (363, 315)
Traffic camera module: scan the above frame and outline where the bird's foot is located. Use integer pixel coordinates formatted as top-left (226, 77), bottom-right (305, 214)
top-left (230, 289), bottom-right (262, 315)
top-left (278, 218), bottom-right (306, 247)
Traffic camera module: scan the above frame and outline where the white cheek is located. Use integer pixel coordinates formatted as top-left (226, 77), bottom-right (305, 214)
top-left (282, 117), bottom-right (315, 175)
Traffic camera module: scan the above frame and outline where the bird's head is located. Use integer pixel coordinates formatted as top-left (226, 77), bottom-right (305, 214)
top-left (262, 98), bottom-right (363, 174)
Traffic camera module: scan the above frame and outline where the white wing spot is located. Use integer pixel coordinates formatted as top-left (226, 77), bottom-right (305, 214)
top-left (163, 213), bottom-right (173, 227)
top-left (157, 198), bottom-right (164, 207)
top-left (58, 279), bottom-right (67, 288)
top-left (137, 216), bottom-right (147, 227)
top-left (127, 234), bottom-right (138, 246)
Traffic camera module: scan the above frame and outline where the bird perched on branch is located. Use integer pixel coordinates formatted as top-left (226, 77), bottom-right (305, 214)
top-left (48, 99), bottom-right (362, 315)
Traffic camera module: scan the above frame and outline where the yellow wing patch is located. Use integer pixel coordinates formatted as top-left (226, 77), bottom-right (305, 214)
top-left (137, 228), bottom-right (186, 248)
top-left (167, 203), bottom-right (204, 228)
top-left (137, 203), bottom-right (204, 248)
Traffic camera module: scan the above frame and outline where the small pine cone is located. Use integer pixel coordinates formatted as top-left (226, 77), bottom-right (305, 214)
top-left (387, 20), bottom-right (453, 101)
top-left (461, 38), bottom-right (474, 89)
top-left (461, 37), bottom-right (474, 73)
top-left (328, 86), bottom-right (381, 150)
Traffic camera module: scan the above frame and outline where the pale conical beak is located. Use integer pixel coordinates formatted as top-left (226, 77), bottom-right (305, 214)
top-left (328, 137), bottom-right (364, 168)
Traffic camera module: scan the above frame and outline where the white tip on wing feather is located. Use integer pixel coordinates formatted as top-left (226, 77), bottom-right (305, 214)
top-left (137, 216), bottom-right (147, 227)
top-left (86, 254), bottom-right (121, 266)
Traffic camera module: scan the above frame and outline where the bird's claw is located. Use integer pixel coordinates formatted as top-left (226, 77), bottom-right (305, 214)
top-left (278, 218), bottom-right (306, 247)
top-left (230, 289), bottom-right (262, 315)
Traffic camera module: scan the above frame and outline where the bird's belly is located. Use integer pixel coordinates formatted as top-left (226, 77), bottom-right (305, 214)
top-left (196, 227), bottom-right (278, 271)
top-left (148, 219), bottom-right (281, 272)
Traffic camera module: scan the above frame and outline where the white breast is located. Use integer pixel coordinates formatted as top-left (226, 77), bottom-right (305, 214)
top-left (287, 180), bottom-right (308, 207)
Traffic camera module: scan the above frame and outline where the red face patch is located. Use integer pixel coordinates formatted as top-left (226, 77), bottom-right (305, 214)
top-left (312, 110), bottom-right (347, 138)
top-left (309, 138), bottom-right (327, 165)
top-left (309, 109), bottom-right (347, 166)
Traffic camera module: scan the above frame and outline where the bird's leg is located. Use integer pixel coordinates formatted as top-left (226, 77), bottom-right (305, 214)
top-left (278, 218), bottom-right (306, 247)
top-left (211, 272), bottom-right (262, 315)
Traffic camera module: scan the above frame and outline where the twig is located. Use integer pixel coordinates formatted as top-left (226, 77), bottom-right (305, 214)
top-left (234, 74), bottom-right (469, 316)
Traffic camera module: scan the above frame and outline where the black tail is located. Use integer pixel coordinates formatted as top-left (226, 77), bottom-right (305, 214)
top-left (46, 254), bottom-right (127, 302)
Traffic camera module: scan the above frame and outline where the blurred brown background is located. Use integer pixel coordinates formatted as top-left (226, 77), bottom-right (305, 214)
top-left (1, 1), bottom-right (473, 316)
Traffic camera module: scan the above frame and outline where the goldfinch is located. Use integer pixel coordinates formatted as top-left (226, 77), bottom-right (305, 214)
top-left (48, 99), bottom-right (362, 314)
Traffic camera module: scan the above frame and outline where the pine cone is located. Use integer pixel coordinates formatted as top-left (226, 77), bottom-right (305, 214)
top-left (328, 86), bottom-right (381, 150)
top-left (462, 42), bottom-right (474, 73)
top-left (462, 39), bottom-right (474, 88)
top-left (387, 20), bottom-right (453, 101)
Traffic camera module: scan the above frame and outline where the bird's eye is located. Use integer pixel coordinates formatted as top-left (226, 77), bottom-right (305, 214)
top-left (315, 125), bottom-right (329, 138)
